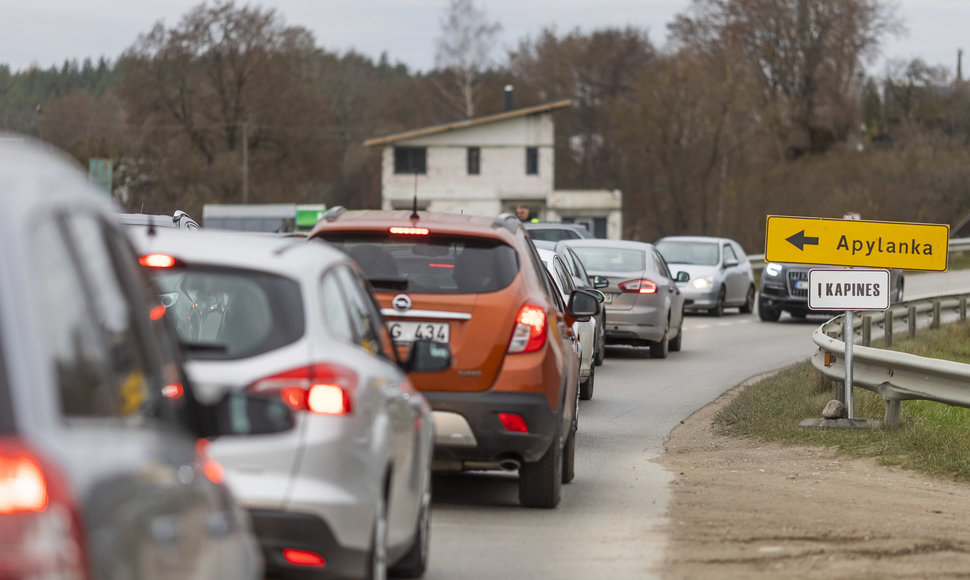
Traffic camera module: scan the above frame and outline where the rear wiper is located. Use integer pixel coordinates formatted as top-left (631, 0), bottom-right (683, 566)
top-left (181, 342), bottom-right (229, 353)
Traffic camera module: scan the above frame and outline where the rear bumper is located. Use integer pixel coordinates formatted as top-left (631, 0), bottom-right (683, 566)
top-left (252, 509), bottom-right (367, 580)
top-left (603, 307), bottom-right (663, 343)
top-left (425, 391), bottom-right (558, 468)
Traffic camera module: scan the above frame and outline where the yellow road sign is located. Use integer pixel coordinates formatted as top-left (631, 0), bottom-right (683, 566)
top-left (765, 215), bottom-right (949, 271)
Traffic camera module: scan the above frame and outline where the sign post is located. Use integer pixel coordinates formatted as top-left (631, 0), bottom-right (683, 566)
top-left (808, 268), bottom-right (891, 419)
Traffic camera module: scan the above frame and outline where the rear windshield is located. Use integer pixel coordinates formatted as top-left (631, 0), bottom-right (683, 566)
top-left (318, 233), bottom-right (519, 294)
top-left (570, 247), bottom-right (646, 273)
top-left (655, 241), bottom-right (719, 266)
top-left (528, 228), bottom-right (581, 242)
top-left (150, 267), bottom-right (304, 360)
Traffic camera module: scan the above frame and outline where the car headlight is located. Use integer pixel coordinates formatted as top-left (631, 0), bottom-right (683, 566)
top-left (690, 276), bottom-right (714, 290)
top-left (765, 263), bottom-right (782, 277)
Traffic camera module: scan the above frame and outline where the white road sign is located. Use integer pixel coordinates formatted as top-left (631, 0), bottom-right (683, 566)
top-left (808, 269), bottom-right (890, 311)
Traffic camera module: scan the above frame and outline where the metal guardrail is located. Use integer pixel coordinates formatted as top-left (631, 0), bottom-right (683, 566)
top-left (747, 236), bottom-right (970, 271)
top-left (810, 293), bottom-right (970, 428)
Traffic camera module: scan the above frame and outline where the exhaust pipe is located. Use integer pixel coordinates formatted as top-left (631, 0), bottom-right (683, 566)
top-left (498, 459), bottom-right (521, 471)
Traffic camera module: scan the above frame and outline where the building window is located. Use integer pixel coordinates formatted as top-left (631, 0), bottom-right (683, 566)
top-left (467, 147), bottom-right (481, 175)
top-left (394, 147), bottom-right (427, 174)
top-left (525, 147), bottom-right (539, 175)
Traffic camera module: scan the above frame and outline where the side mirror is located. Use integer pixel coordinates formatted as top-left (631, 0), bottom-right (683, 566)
top-left (583, 288), bottom-right (606, 304)
top-left (196, 391), bottom-right (296, 439)
top-left (589, 275), bottom-right (609, 289)
top-left (566, 289), bottom-right (599, 324)
top-left (676, 271), bottom-right (690, 283)
top-left (404, 339), bottom-right (452, 373)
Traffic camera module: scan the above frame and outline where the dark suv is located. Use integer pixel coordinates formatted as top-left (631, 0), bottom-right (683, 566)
top-left (758, 262), bottom-right (905, 321)
top-left (309, 208), bottom-right (599, 508)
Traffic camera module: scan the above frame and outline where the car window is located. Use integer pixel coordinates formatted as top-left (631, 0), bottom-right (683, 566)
top-left (653, 250), bottom-right (673, 279)
top-left (564, 247), bottom-right (589, 281)
top-left (527, 228), bottom-right (580, 242)
top-left (320, 270), bottom-right (356, 343)
top-left (334, 266), bottom-right (385, 356)
top-left (723, 244), bottom-right (739, 264)
top-left (320, 233), bottom-right (519, 294)
top-left (655, 241), bottom-right (720, 266)
top-left (571, 247), bottom-right (646, 273)
top-left (542, 267), bottom-right (568, 312)
top-left (32, 214), bottom-right (153, 421)
top-left (0, 323), bottom-right (13, 434)
top-left (151, 267), bottom-right (304, 360)
top-left (553, 256), bottom-right (576, 295)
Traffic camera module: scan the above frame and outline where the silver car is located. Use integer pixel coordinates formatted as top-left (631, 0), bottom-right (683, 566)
top-left (1, 135), bottom-right (292, 579)
top-left (564, 239), bottom-right (687, 358)
top-left (132, 229), bottom-right (445, 579)
top-left (655, 236), bottom-right (757, 316)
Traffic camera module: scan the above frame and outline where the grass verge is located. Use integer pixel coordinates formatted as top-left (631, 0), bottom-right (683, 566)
top-left (714, 321), bottom-right (970, 481)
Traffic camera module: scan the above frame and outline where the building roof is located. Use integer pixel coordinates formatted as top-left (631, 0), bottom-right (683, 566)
top-left (363, 99), bottom-right (573, 148)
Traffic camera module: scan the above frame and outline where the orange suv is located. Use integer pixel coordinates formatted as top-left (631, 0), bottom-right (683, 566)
top-left (309, 209), bottom-right (598, 508)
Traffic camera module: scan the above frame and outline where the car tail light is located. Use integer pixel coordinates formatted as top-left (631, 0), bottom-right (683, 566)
top-left (0, 438), bottom-right (87, 579)
top-left (498, 412), bottom-right (529, 433)
top-left (389, 226), bottom-right (430, 236)
top-left (507, 304), bottom-right (547, 354)
top-left (248, 364), bottom-right (357, 416)
top-left (282, 548), bottom-right (326, 568)
top-left (138, 253), bottom-right (178, 268)
top-left (195, 439), bottom-right (225, 485)
top-left (619, 279), bottom-right (659, 294)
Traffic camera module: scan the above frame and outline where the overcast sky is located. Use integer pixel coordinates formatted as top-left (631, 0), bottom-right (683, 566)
top-left (1, 1), bottom-right (967, 78)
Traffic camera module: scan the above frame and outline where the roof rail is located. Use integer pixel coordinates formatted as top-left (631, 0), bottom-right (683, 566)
top-left (492, 213), bottom-right (520, 233)
top-left (323, 206), bottom-right (347, 222)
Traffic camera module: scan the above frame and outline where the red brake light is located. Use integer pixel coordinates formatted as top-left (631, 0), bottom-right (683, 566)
top-left (0, 438), bottom-right (87, 578)
top-left (389, 226), bottom-right (429, 236)
top-left (149, 304), bottom-right (167, 320)
top-left (139, 253), bottom-right (177, 268)
top-left (248, 364), bottom-right (357, 416)
top-left (619, 279), bottom-right (658, 294)
top-left (161, 382), bottom-right (184, 400)
top-left (282, 548), bottom-right (327, 567)
top-left (498, 412), bottom-right (529, 433)
top-left (508, 304), bottom-right (547, 353)
top-left (195, 439), bottom-right (225, 484)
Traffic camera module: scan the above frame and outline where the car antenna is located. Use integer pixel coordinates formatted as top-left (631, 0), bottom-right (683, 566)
top-left (146, 205), bottom-right (156, 237)
top-left (407, 171), bottom-right (420, 220)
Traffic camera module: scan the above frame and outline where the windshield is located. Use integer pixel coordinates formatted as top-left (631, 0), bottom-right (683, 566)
top-left (655, 241), bottom-right (719, 266)
top-left (318, 234), bottom-right (519, 294)
top-left (151, 267), bottom-right (304, 360)
top-left (570, 247), bottom-right (646, 273)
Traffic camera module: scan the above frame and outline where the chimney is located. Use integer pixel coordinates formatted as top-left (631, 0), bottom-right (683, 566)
top-left (504, 84), bottom-right (514, 111)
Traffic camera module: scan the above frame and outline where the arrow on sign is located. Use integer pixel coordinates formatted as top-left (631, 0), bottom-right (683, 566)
top-left (786, 230), bottom-right (819, 251)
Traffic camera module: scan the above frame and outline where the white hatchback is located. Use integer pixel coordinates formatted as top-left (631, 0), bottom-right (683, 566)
top-left (131, 228), bottom-right (447, 579)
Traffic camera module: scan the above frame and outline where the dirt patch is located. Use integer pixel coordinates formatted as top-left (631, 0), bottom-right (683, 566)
top-left (654, 384), bottom-right (970, 579)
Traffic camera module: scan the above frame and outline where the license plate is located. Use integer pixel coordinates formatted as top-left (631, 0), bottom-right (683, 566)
top-left (795, 280), bottom-right (809, 290)
top-left (604, 293), bottom-right (617, 304)
top-left (388, 321), bottom-right (450, 343)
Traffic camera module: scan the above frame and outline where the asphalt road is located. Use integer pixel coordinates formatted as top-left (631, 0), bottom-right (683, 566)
top-left (422, 269), bottom-right (970, 579)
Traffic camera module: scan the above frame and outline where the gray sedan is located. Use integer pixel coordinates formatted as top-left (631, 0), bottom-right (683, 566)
top-left (655, 236), bottom-right (756, 316)
top-left (564, 239), bottom-right (687, 358)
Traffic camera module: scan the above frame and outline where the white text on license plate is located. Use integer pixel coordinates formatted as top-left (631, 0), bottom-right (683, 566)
top-left (388, 321), bottom-right (450, 343)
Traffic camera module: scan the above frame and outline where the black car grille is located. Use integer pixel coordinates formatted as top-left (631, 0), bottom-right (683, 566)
top-left (787, 270), bottom-right (808, 297)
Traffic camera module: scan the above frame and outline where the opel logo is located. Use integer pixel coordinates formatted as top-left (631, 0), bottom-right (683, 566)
top-left (392, 294), bottom-right (412, 312)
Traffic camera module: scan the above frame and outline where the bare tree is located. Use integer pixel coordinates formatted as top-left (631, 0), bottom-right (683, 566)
top-left (434, 0), bottom-right (502, 117)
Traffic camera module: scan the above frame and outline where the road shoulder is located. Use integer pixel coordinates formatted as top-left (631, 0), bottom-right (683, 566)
top-left (654, 384), bottom-right (970, 579)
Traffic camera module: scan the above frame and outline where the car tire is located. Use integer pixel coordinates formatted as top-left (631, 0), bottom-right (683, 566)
top-left (519, 425), bottom-right (562, 508)
top-left (740, 285), bottom-right (755, 314)
top-left (389, 477), bottom-right (430, 578)
top-left (650, 333), bottom-right (669, 359)
top-left (669, 321), bottom-right (683, 353)
top-left (579, 365), bottom-right (595, 400)
top-left (757, 297), bottom-right (781, 322)
top-left (561, 426), bottom-right (576, 484)
top-left (709, 288), bottom-right (725, 317)
top-left (895, 280), bottom-right (905, 303)
top-left (366, 489), bottom-right (389, 580)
